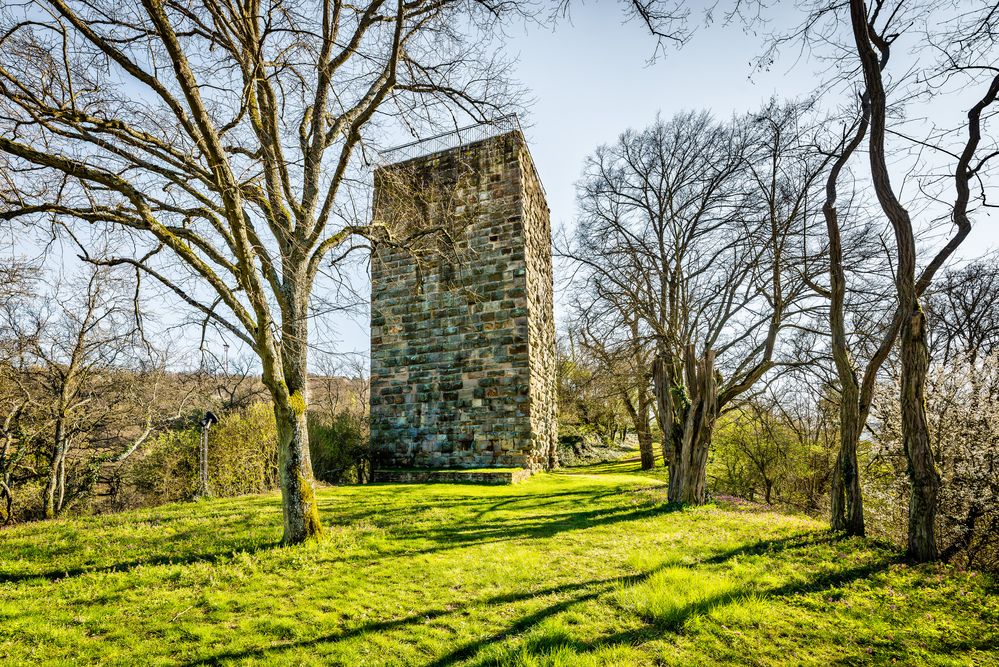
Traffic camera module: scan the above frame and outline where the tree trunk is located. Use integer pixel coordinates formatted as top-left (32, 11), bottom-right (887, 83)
top-left (273, 398), bottom-right (322, 543)
top-left (656, 345), bottom-right (717, 505)
top-left (1, 480), bottom-right (11, 524)
top-left (677, 348), bottom-right (717, 504)
top-left (43, 420), bottom-right (67, 519)
top-left (677, 417), bottom-right (714, 504)
top-left (653, 354), bottom-right (687, 475)
top-left (901, 309), bottom-right (939, 561)
top-left (830, 388), bottom-right (866, 535)
top-left (265, 293), bottom-right (323, 544)
top-left (821, 91), bottom-right (869, 538)
top-left (622, 391), bottom-right (655, 470)
top-left (56, 452), bottom-right (67, 513)
top-left (637, 426), bottom-right (655, 470)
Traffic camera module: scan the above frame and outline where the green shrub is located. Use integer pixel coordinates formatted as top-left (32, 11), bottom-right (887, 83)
top-left (125, 402), bottom-right (278, 505)
top-left (124, 402), bottom-right (368, 507)
top-left (125, 427), bottom-right (200, 507)
top-left (209, 402), bottom-right (279, 496)
top-left (309, 411), bottom-right (369, 484)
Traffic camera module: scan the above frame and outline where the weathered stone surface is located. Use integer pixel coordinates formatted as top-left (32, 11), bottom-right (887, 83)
top-left (370, 130), bottom-right (557, 470)
top-left (373, 469), bottom-right (533, 485)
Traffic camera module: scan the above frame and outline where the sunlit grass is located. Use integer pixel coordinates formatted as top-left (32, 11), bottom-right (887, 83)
top-left (0, 456), bottom-right (995, 665)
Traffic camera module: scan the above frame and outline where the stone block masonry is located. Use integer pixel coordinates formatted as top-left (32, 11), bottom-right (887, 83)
top-left (370, 129), bottom-right (557, 470)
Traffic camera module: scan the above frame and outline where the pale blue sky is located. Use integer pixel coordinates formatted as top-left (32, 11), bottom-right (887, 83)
top-left (508, 5), bottom-right (816, 237)
top-left (335, 3), bottom-right (998, 357)
top-left (340, 6), bottom-right (829, 356)
top-left (12, 3), bottom-right (991, 366)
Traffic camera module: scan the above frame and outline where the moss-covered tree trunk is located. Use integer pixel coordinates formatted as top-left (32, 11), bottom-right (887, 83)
top-left (263, 287), bottom-right (322, 544)
top-left (272, 396), bottom-right (322, 544)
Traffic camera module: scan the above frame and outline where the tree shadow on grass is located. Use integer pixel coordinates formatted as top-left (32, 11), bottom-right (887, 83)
top-left (435, 554), bottom-right (904, 667)
top-left (181, 564), bottom-right (671, 666)
top-left (181, 532), bottom-right (878, 667)
top-left (0, 538), bottom-right (282, 584)
top-left (0, 490), bottom-right (672, 584)
top-left (410, 502), bottom-right (684, 553)
top-left (317, 485), bottom-right (683, 564)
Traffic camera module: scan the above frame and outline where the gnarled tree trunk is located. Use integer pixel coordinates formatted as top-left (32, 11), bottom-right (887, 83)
top-left (822, 92), bottom-right (870, 537)
top-left (830, 391), bottom-right (865, 535)
top-left (654, 345), bottom-right (718, 504)
top-left (676, 347), bottom-right (718, 504)
top-left (653, 354), bottom-right (687, 477)
top-left (849, 0), bottom-right (943, 560)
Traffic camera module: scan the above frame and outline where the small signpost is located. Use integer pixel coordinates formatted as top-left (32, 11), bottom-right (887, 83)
top-left (197, 411), bottom-right (219, 498)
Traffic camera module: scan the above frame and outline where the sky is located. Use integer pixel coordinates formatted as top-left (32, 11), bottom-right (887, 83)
top-left (334, 3), bottom-right (999, 358)
top-left (340, 5), bottom-right (826, 357)
top-left (509, 5), bottom-right (816, 238)
top-left (9, 2), bottom-right (993, 369)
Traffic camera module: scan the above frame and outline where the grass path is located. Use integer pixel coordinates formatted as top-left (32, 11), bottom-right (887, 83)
top-left (1, 459), bottom-right (996, 665)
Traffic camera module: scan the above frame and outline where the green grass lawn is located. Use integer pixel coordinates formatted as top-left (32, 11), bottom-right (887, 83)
top-left (1, 459), bottom-right (996, 666)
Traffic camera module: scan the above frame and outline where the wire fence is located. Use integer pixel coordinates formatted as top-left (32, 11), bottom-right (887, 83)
top-left (378, 115), bottom-right (522, 165)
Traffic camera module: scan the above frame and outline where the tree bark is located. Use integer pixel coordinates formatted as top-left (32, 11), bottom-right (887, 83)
top-left (822, 92), bottom-right (870, 537)
top-left (676, 347), bottom-right (717, 504)
top-left (653, 354), bottom-right (687, 477)
top-left (273, 398), bottom-right (322, 543)
top-left (265, 292), bottom-right (322, 544)
top-left (900, 310), bottom-right (939, 561)
top-left (654, 345), bottom-right (717, 504)
top-left (43, 419), bottom-right (67, 519)
top-left (849, 0), bottom-right (940, 560)
top-left (830, 393), bottom-right (865, 535)
top-left (636, 425), bottom-right (655, 470)
top-left (622, 392), bottom-right (655, 469)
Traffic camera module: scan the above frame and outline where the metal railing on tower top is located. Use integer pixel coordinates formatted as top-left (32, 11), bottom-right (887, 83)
top-left (378, 115), bottom-right (523, 166)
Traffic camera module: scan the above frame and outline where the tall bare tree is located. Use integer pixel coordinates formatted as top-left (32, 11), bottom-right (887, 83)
top-left (770, 0), bottom-right (999, 559)
top-left (845, 0), bottom-right (998, 561)
top-left (625, 0), bottom-right (999, 561)
top-left (567, 102), bottom-right (827, 504)
top-left (0, 0), bottom-right (523, 542)
top-left (0, 259), bottom-right (40, 523)
top-left (925, 257), bottom-right (999, 367)
top-left (816, 108), bottom-right (903, 538)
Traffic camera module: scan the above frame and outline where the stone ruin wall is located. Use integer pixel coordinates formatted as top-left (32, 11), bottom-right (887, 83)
top-left (369, 131), bottom-right (557, 470)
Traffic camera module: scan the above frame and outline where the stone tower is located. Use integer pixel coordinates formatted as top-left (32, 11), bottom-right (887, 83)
top-left (369, 123), bottom-right (556, 471)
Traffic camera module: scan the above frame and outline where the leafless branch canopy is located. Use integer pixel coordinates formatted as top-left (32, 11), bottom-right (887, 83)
top-left (0, 0), bottom-right (525, 390)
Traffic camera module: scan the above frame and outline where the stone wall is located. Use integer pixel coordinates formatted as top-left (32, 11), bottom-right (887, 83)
top-left (369, 130), bottom-right (557, 470)
top-left (374, 469), bottom-right (533, 485)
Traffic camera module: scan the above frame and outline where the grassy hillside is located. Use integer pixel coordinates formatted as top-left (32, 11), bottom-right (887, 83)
top-left (1, 459), bottom-right (996, 666)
